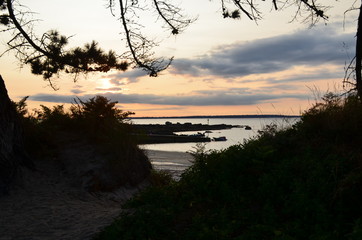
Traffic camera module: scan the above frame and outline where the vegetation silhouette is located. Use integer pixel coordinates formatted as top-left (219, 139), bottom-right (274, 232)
top-left (96, 93), bottom-right (362, 240)
top-left (15, 95), bottom-right (151, 192)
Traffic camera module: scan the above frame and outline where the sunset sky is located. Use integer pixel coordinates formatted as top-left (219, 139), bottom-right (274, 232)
top-left (0, 0), bottom-right (358, 117)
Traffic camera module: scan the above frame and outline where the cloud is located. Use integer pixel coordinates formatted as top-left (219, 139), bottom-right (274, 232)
top-left (95, 87), bottom-right (123, 92)
top-left (280, 69), bottom-right (343, 82)
top-left (105, 69), bottom-right (146, 85)
top-left (27, 28), bottom-right (351, 109)
top-left (29, 94), bottom-right (75, 103)
top-left (71, 89), bottom-right (85, 94)
top-left (261, 67), bottom-right (344, 85)
top-left (130, 106), bottom-right (186, 112)
top-left (92, 28), bottom-right (352, 86)
top-left (29, 89), bottom-right (308, 107)
top-left (170, 28), bottom-right (353, 79)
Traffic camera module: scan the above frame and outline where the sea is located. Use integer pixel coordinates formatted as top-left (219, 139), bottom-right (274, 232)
top-left (132, 117), bottom-right (301, 153)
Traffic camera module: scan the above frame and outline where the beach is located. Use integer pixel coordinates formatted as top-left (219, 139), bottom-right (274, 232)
top-left (146, 150), bottom-right (194, 179)
top-left (0, 150), bottom-right (191, 240)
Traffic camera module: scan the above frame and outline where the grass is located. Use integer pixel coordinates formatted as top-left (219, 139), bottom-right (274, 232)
top-left (95, 93), bottom-right (362, 240)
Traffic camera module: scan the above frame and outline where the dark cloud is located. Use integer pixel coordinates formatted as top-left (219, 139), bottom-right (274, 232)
top-left (29, 90), bottom-right (308, 107)
top-left (170, 28), bottom-right (353, 79)
top-left (29, 94), bottom-right (74, 103)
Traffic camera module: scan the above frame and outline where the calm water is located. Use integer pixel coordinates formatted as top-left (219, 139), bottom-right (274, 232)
top-left (132, 117), bottom-right (300, 153)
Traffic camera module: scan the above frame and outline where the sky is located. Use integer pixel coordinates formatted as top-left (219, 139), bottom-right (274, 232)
top-left (0, 0), bottom-right (359, 117)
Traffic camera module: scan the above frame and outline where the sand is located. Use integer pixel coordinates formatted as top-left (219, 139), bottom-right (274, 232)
top-left (146, 150), bottom-right (194, 179)
top-left (0, 150), bottom-right (193, 240)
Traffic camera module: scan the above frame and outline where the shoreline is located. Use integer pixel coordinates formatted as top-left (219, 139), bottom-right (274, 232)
top-left (146, 149), bottom-right (194, 165)
top-left (145, 150), bottom-right (194, 179)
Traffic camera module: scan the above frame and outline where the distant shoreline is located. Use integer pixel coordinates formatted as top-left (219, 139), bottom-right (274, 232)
top-left (131, 114), bottom-right (301, 119)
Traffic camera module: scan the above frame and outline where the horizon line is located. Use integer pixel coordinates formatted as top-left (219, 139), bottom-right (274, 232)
top-left (130, 114), bottom-right (301, 119)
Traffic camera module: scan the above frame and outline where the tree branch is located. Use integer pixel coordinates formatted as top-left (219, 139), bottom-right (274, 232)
top-left (6, 0), bottom-right (47, 56)
top-left (118, 0), bottom-right (174, 77)
top-left (3, 0), bottom-right (129, 89)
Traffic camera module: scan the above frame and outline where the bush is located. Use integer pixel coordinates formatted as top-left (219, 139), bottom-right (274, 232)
top-left (15, 95), bottom-right (151, 191)
top-left (96, 93), bottom-right (362, 240)
top-left (70, 96), bottom-right (134, 139)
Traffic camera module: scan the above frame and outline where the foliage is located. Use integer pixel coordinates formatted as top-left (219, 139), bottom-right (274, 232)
top-left (70, 95), bottom-right (134, 140)
top-left (71, 96), bottom-right (133, 123)
top-left (35, 104), bottom-right (71, 128)
top-left (13, 95), bottom-right (150, 189)
top-left (96, 93), bottom-right (362, 240)
top-left (148, 169), bottom-right (175, 187)
top-left (12, 95), bottom-right (29, 117)
top-left (28, 34), bottom-right (128, 81)
top-left (18, 95), bottom-right (135, 143)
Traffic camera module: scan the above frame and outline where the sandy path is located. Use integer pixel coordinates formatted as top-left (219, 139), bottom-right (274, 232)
top-left (0, 158), bottom-right (140, 240)
top-left (0, 150), bottom-right (193, 240)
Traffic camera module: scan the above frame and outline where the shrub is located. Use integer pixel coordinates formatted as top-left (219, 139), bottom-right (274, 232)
top-left (70, 96), bottom-right (134, 139)
top-left (96, 93), bottom-right (362, 240)
top-left (14, 95), bottom-right (151, 191)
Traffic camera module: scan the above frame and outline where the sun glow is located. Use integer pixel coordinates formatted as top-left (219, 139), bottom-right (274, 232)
top-left (99, 78), bottom-right (113, 89)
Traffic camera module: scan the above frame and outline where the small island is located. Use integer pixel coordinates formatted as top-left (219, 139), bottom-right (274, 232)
top-left (133, 121), bottom-right (244, 144)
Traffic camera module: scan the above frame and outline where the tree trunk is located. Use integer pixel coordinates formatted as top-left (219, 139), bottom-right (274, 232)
top-left (0, 75), bottom-right (33, 196)
top-left (355, 2), bottom-right (362, 98)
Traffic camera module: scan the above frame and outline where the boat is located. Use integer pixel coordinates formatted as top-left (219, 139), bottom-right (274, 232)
top-left (190, 132), bottom-right (205, 137)
top-left (244, 125), bottom-right (252, 130)
top-left (213, 136), bottom-right (227, 141)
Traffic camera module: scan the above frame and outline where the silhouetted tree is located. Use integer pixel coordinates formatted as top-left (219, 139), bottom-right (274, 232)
top-left (70, 96), bottom-right (134, 138)
top-left (344, 2), bottom-right (362, 99)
